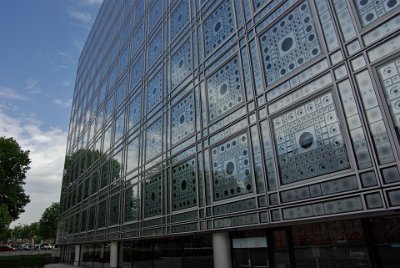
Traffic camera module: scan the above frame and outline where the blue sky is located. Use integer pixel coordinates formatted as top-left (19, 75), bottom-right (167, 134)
top-left (0, 0), bottom-right (103, 226)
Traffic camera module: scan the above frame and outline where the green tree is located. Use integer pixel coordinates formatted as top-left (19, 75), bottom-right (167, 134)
top-left (0, 204), bottom-right (12, 242)
top-left (11, 222), bottom-right (39, 241)
top-left (38, 202), bottom-right (59, 242)
top-left (0, 136), bottom-right (31, 242)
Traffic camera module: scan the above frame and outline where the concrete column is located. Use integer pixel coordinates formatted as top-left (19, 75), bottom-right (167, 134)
top-left (110, 241), bottom-right (119, 268)
top-left (73, 244), bottom-right (81, 266)
top-left (213, 232), bottom-right (232, 268)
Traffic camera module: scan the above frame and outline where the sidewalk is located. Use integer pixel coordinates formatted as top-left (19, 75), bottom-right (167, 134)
top-left (44, 264), bottom-right (84, 268)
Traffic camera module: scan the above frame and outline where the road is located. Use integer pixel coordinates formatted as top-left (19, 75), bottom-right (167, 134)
top-left (0, 249), bottom-right (57, 257)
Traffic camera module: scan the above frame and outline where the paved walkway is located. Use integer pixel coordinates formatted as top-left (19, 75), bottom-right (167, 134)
top-left (44, 264), bottom-right (84, 268)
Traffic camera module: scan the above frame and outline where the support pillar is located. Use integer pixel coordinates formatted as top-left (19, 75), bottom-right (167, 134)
top-left (73, 244), bottom-right (81, 266)
top-left (213, 232), bottom-right (232, 268)
top-left (110, 241), bottom-right (119, 268)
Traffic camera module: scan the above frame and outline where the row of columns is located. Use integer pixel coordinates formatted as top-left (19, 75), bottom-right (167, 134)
top-left (73, 232), bottom-right (232, 268)
top-left (73, 241), bottom-right (119, 267)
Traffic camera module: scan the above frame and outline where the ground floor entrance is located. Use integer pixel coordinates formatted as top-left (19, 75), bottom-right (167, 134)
top-left (60, 215), bottom-right (400, 268)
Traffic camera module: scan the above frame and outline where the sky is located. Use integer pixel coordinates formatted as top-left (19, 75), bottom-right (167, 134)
top-left (0, 0), bottom-right (103, 227)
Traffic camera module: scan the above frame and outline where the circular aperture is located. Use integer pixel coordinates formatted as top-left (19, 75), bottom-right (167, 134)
top-left (181, 180), bottom-right (187, 190)
top-left (299, 132), bottom-right (314, 149)
top-left (226, 161), bottom-right (235, 175)
top-left (219, 83), bottom-right (228, 95)
top-left (387, 0), bottom-right (397, 8)
top-left (179, 114), bottom-right (185, 124)
top-left (281, 37), bottom-right (293, 52)
top-left (214, 22), bottom-right (222, 32)
top-left (365, 13), bottom-right (374, 22)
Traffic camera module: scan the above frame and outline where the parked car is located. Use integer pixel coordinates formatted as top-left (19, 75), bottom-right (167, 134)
top-left (0, 245), bottom-right (16, 251)
top-left (41, 243), bottom-right (53, 250)
top-left (21, 243), bottom-right (33, 250)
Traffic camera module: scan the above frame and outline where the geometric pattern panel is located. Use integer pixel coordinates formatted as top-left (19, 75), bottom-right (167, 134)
top-left (172, 158), bottom-right (197, 211)
top-left (382, 166), bottom-right (400, 184)
top-left (149, 2), bottom-right (163, 32)
top-left (171, 39), bottom-right (192, 89)
top-left (129, 93), bottom-right (141, 129)
top-left (124, 185), bottom-right (140, 222)
top-left (144, 174), bottom-right (162, 218)
top-left (148, 28), bottom-right (163, 67)
top-left (109, 194), bottom-right (119, 226)
top-left (253, 0), bottom-right (269, 12)
top-left (207, 55), bottom-right (244, 121)
top-left (355, 70), bottom-right (395, 165)
top-left (211, 133), bottom-right (253, 201)
top-left (260, 1), bottom-right (321, 85)
top-left (171, 0), bottom-right (190, 40)
top-left (126, 136), bottom-right (140, 172)
top-left (131, 55), bottom-right (144, 89)
top-left (378, 57), bottom-right (400, 132)
top-left (282, 196), bottom-right (363, 220)
top-left (388, 189), bottom-right (400, 207)
top-left (203, 0), bottom-right (235, 57)
top-left (273, 92), bottom-right (350, 184)
top-left (354, 0), bottom-right (400, 27)
top-left (145, 118), bottom-right (162, 161)
top-left (171, 92), bottom-right (195, 145)
top-left (132, 22), bottom-right (144, 56)
top-left (146, 70), bottom-right (163, 112)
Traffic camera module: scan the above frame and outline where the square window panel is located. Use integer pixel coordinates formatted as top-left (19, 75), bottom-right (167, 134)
top-left (128, 93), bottom-right (141, 129)
top-left (124, 184), bottom-right (140, 222)
top-left (211, 133), bottom-right (253, 201)
top-left (272, 92), bottom-right (350, 185)
top-left (146, 69), bottom-right (163, 112)
top-left (149, 1), bottom-right (163, 32)
top-left (148, 29), bottom-right (163, 67)
top-left (259, 1), bottom-right (321, 85)
top-left (203, 0), bottom-right (235, 57)
top-left (354, 0), bottom-right (400, 27)
top-left (172, 158), bottom-right (197, 211)
top-left (171, 0), bottom-right (190, 40)
top-left (146, 118), bottom-right (163, 161)
top-left (126, 135), bottom-right (140, 173)
top-left (377, 57), bottom-right (400, 133)
top-left (144, 173), bottom-right (162, 218)
top-left (131, 22), bottom-right (144, 56)
top-left (171, 92), bottom-right (195, 145)
top-left (207, 55), bottom-right (244, 121)
top-left (171, 38), bottom-right (192, 89)
top-left (131, 55), bottom-right (144, 89)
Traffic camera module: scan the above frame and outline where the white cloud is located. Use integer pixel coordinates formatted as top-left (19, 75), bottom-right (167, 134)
top-left (0, 107), bottom-right (68, 226)
top-left (0, 102), bottom-right (18, 111)
top-left (57, 51), bottom-right (73, 61)
top-left (0, 85), bottom-right (26, 100)
top-left (52, 64), bottom-right (69, 72)
top-left (73, 39), bottom-right (84, 52)
top-left (62, 80), bottom-right (72, 87)
top-left (80, 0), bottom-right (103, 5)
top-left (68, 8), bottom-right (93, 24)
top-left (25, 79), bottom-right (42, 94)
top-left (25, 79), bottom-right (38, 90)
top-left (54, 98), bottom-right (72, 108)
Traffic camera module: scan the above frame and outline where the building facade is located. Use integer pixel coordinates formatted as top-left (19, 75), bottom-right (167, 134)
top-left (58, 0), bottom-right (400, 267)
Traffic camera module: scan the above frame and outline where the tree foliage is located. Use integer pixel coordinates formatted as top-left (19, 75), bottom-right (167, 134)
top-left (38, 202), bottom-right (59, 241)
top-left (0, 136), bottom-right (31, 242)
top-left (11, 222), bottom-right (39, 241)
top-left (0, 204), bottom-right (12, 242)
top-left (0, 136), bottom-right (31, 221)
